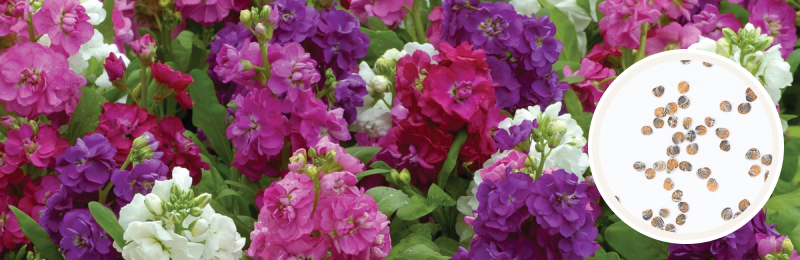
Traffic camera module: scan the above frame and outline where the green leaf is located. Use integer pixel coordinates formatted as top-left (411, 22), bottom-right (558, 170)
top-left (387, 235), bottom-right (441, 259)
top-left (368, 16), bottom-right (390, 31)
top-left (782, 137), bottom-right (800, 182)
top-left (101, 88), bottom-right (126, 103)
top-left (9, 206), bottom-right (64, 260)
top-left (345, 146), bottom-right (382, 164)
top-left (95, 0), bottom-right (115, 44)
top-left (427, 184), bottom-right (456, 207)
top-left (401, 244), bottom-right (449, 260)
top-left (438, 129), bottom-right (468, 186)
top-left (781, 114), bottom-right (798, 122)
top-left (88, 202), bottom-right (126, 249)
top-left (587, 248), bottom-right (621, 260)
top-left (370, 161), bottom-right (392, 170)
top-left (576, 0), bottom-right (592, 18)
top-left (188, 70), bottom-right (234, 165)
top-left (595, 0), bottom-right (605, 20)
top-left (564, 89), bottom-right (591, 135)
top-left (790, 222), bottom-right (800, 253)
top-left (356, 168), bottom-right (391, 180)
top-left (767, 208), bottom-right (800, 248)
top-left (171, 31), bottom-right (195, 73)
top-left (563, 76), bottom-right (586, 84)
top-left (434, 237), bottom-right (460, 257)
top-left (605, 221), bottom-right (669, 260)
top-left (787, 49), bottom-right (800, 74)
top-left (65, 87), bottom-right (106, 145)
top-left (719, 1), bottom-right (749, 26)
top-left (539, 0), bottom-right (581, 63)
top-left (366, 187), bottom-right (410, 215)
top-left (361, 28), bottom-right (405, 67)
top-left (396, 195), bottom-right (438, 220)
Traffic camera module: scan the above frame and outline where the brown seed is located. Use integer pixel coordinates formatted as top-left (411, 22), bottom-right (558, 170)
top-left (643, 209), bottom-right (653, 220)
top-left (646, 168), bottom-right (656, 179)
top-left (696, 125), bottom-right (707, 135)
top-left (666, 103), bottom-right (678, 115)
top-left (749, 165), bottom-right (761, 177)
top-left (686, 143), bottom-right (698, 155)
top-left (667, 159), bottom-right (679, 173)
top-left (697, 167), bottom-right (711, 179)
top-left (634, 161), bottom-right (646, 172)
top-left (678, 96), bottom-right (690, 109)
top-left (653, 86), bottom-right (665, 97)
top-left (672, 190), bottom-right (683, 202)
top-left (654, 161), bottom-right (667, 172)
top-left (667, 145), bottom-right (681, 158)
top-left (672, 132), bottom-right (686, 144)
top-left (668, 116), bottom-right (678, 128)
top-left (716, 128), bottom-right (730, 139)
top-left (765, 171), bottom-right (770, 181)
top-left (703, 62), bottom-right (713, 67)
top-left (679, 161), bottom-right (692, 172)
top-left (654, 118), bottom-right (665, 128)
top-left (738, 103), bottom-right (751, 114)
top-left (664, 177), bottom-right (674, 190)
top-left (722, 207), bottom-right (733, 221)
top-left (616, 196), bottom-right (620, 202)
top-left (686, 130), bottom-right (697, 142)
top-left (665, 224), bottom-right (676, 232)
top-left (705, 117), bottom-right (715, 127)
top-left (746, 88), bottom-right (757, 102)
top-left (682, 117), bottom-right (692, 130)
top-left (734, 211), bottom-right (742, 218)
top-left (676, 214), bottom-right (686, 225)
top-left (678, 81), bottom-right (690, 93)
top-left (652, 216), bottom-right (665, 229)
top-left (707, 178), bottom-right (719, 192)
top-left (681, 60), bottom-right (691, 64)
top-left (655, 107), bottom-right (667, 118)
top-left (720, 101), bottom-right (732, 112)
top-left (678, 202), bottom-right (689, 213)
top-left (762, 154), bottom-right (772, 166)
top-left (642, 126), bottom-right (653, 135)
top-left (746, 148), bottom-right (760, 160)
top-left (720, 140), bottom-right (731, 151)
top-left (739, 199), bottom-right (750, 212)
top-left (660, 208), bottom-right (670, 218)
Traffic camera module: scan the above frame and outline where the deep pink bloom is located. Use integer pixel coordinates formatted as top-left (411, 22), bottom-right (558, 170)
top-left (0, 143), bottom-right (23, 175)
top-left (214, 44), bottom-right (244, 83)
top-left (154, 117), bottom-right (210, 184)
top-left (111, 4), bottom-right (133, 52)
top-left (129, 34), bottom-right (156, 59)
top-left (653, 0), bottom-right (697, 20)
top-left (17, 174), bottom-right (59, 222)
top-left (350, 0), bottom-right (413, 28)
top-left (32, 0), bottom-right (92, 55)
top-left (427, 61), bottom-right (496, 121)
top-left (481, 150), bottom-right (528, 182)
top-left (93, 103), bottom-right (158, 163)
top-left (4, 124), bottom-right (69, 169)
top-left (563, 58), bottom-right (616, 112)
top-left (320, 171), bottom-right (358, 196)
top-left (0, 0), bottom-right (31, 37)
top-left (426, 7), bottom-right (444, 48)
top-left (151, 61), bottom-right (194, 109)
top-left (756, 233), bottom-right (785, 258)
top-left (0, 42), bottom-right (85, 118)
top-left (645, 22), bottom-right (702, 55)
top-left (749, 0), bottom-right (797, 59)
top-left (227, 88), bottom-right (289, 181)
top-left (598, 0), bottom-right (662, 49)
top-left (292, 102), bottom-right (351, 145)
top-left (330, 211), bottom-right (391, 259)
top-left (176, 0), bottom-right (239, 25)
top-left (104, 52), bottom-right (127, 81)
top-left (247, 223), bottom-right (331, 260)
top-left (460, 107), bottom-right (503, 165)
top-left (376, 121), bottom-right (453, 187)
top-left (267, 42), bottom-right (320, 105)
top-left (316, 187), bottom-right (386, 255)
top-left (692, 5), bottom-right (742, 40)
top-left (261, 172), bottom-right (316, 241)
top-left (0, 192), bottom-right (27, 251)
top-left (300, 136), bottom-right (364, 174)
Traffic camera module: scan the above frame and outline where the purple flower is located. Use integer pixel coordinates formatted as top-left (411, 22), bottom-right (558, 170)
top-left (208, 22), bottom-right (255, 85)
top-left (311, 9), bottom-right (370, 77)
top-left (328, 74), bottom-right (368, 124)
top-left (58, 209), bottom-right (114, 259)
top-left (494, 119), bottom-right (535, 150)
top-left (669, 210), bottom-right (776, 260)
top-left (488, 57), bottom-right (521, 110)
top-left (749, 0), bottom-right (797, 59)
top-left (56, 133), bottom-right (118, 193)
top-left (473, 172), bottom-right (533, 242)
top-left (516, 16), bottom-right (562, 75)
top-left (269, 0), bottom-right (319, 44)
top-left (463, 2), bottom-right (523, 56)
top-left (692, 4), bottom-right (742, 40)
top-left (439, 0), bottom-right (481, 48)
top-left (103, 53), bottom-right (126, 82)
top-left (175, 0), bottom-right (239, 25)
top-left (450, 247), bottom-right (470, 260)
top-left (32, 0), bottom-right (93, 55)
top-left (39, 186), bottom-right (97, 243)
top-left (267, 42), bottom-right (320, 105)
top-left (214, 44), bottom-right (245, 83)
top-left (295, 102), bottom-right (351, 145)
top-left (517, 71), bottom-right (569, 110)
top-left (111, 159), bottom-right (168, 205)
top-left (756, 233), bottom-right (786, 258)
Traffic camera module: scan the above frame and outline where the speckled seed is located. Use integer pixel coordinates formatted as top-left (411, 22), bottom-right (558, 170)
top-left (746, 148), bottom-right (760, 160)
top-left (652, 216), bottom-right (665, 229)
top-left (739, 199), bottom-right (750, 212)
top-left (634, 161), bottom-right (646, 172)
top-left (667, 145), bottom-right (681, 158)
top-left (654, 161), bottom-right (667, 172)
top-left (653, 86), bottom-right (665, 97)
top-left (672, 132), bottom-right (686, 144)
top-left (646, 168), bottom-right (656, 179)
top-left (686, 130), bottom-right (697, 142)
top-left (654, 118), bottom-right (665, 128)
top-left (749, 165), bottom-right (761, 177)
top-left (696, 125), bottom-right (707, 135)
top-left (703, 62), bottom-right (713, 67)
top-left (716, 128), bottom-right (730, 139)
top-left (676, 214), bottom-right (686, 225)
top-left (642, 126), bottom-right (653, 135)
top-left (668, 116), bottom-right (678, 128)
top-left (697, 167), bottom-right (711, 179)
top-left (746, 88), bottom-right (757, 102)
top-left (678, 202), bottom-right (689, 213)
top-left (678, 95), bottom-right (690, 109)
top-left (686, 143), bottom-right (698, 155)
top-left (734, 212), bottom-right (742, 218)
top-left (679, 161), bottom-right (692, 172)
top-left (705, 117), bottom-right (715, 127)
top-left (655, 107), bottom-right (667, 118)
top-left (682, 117), bottom-right (692, 130)
top-left (681, 60), bottom-right (691, 64)
top-left (721, 101), bottom-right (732, 112)
top-left (678, 81), bottom-right (690, 93)
top-left (664, 177), bottom-right (674, 190)
top-left (720, 140), bottom-right (731, 151)
top-left (666, 103), bottom-right (678, 115)
top-left (739, 103), bottom-right (751, 114)
top-left (660, 209), bottom-right (670, 218)
top-left (762, 154), bottom-right (772, 166)
top-left (643, 209), bottom-right (653, 220)
top-left (765, 171), bottom-right (770, 181)
top-left (665, 224), bottom-right (676, 232)
top-left (722, 208), bottom-right (733, 221)
top-left (672, 190), bottom-right (683, 202)
top-left (707, 178), bottom-right (718, 192)
top-left (667, 159), bottom-right (679, 173)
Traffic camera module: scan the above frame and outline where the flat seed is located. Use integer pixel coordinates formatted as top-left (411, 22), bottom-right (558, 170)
top-left (642, 126), bottom-right (653, 135)
top-left (676, 214), bottom-right (686, 225)
top-left (678, 81), bottom-right (690, 93)
top-left (616, 196), bottom-right (620, 202)
top-left (686, 143), bottom-right (698, 155)
top-left (749, 165), bottom-right (761, 177)
top-left (697, 167), bottom-right (711, 179)
top-left (707, 178), bottom-right (718, 192)
top-left (686, 130), bottom-right (697, 142)
top-left (652, 216), bottom-right (665, 229)
top-left (654, 161), bottom-right (667, 172)
top-left (672, 132), bottom-right (686, 144)
top-left (762, 154), bottom-right (772, 166)
top-left (739, 199), bottom-right (750, 212)
top-left (681, 60), bottom-right (691, 64)
top-left (643, 209), bottom-right (653, 220)
top-left (664, 177), bottom-right (674, 190)
top-left (746, 148), bottom-right (760, 160)
top-left (734, 212), bottom-right (741, 218)
top-left (746, 88), bottom-right (757, 102)
top-left (660, 209), bottom-right (670, 218)
top-left (655, 107), bottom-right (667, 118)
top-left (667, 159), bottom-right (678, 172)
top-left (720, 101), bottom-right (732, 112)
top-left (765, 171), bottom-right (770, 181)
top-left (668, 116), bottom-right (678, 128)
top-left (682, 117), bottom-right (692, 130)
top-left (665, 224), bottom-right (676, 232)
top-left (720, 140), bottom-right (731, 151)
top-left (667, 145), bottom-right (681, 158)
top-left (722, 207), bottom-right (733, 221)
top-left (716, 128), bottom-right (730, 139)
top-left (705, 117), bottom-right (715, 127)
top-left (703, 62), bottom-right (713, 67)
top-left (679, 161), bottom-right (692, 172)
top-left (653, 86), bottom-right (665, 97)
top-left (666, 103), bottom-right (678, 115)
top-left (634, 161), bottom-right (646, 172)
top-left (672, 190), bottom-right (683, 202)
top-left (646, 168), bottom-right (656, 179)
top-left (696, 125), bottom-right (707, 135)
top-left (678, 202), bottom-right (689, 213)
top-left (654, 118), bottom-right (665, 128)
top-left (678, 96), bottom-right (690, 109)
top-left (738, 103), bottom-right (751, 114)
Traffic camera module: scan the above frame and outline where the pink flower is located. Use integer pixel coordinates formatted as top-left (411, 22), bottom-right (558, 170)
top-left (292, 102), bottom-right (351, 145)
top-left (261, 172), bottom-right (316, 241)
top-left (756, 233), bottom-right (785, 258)
top-left (247, 223), bottom-right (331, 260)
top-left (0, 42), bottom-right (85, 119)
top-left (129, 34), bottom-right (156, 60)
top-left (111, 4), bottom-right (133, 52)
top-left (645, 22), bottom-right (701, 55)
top-left (331, 212), bottom-right (391, 259)
top-left (598, 0), bottom-right (661, 49)
top-left (692, 5), bottom-right (742, 40)
top-left (320, 171), bottom-right (358, 196)
top-left (0, 143), bottom-right (23, 175)
top-left (563, 58), bottom-right (616, 112)
top-left (176, 0), bottom-right (239, 25)
top-left (350, 0), bottom-right (413, 28)
top-left (653, 0), bottom-right (697, 20)
top-left (267, 42), bottom-right (320, 105)
top-left (0, 0), bottom-right (31, 37)
top-left (32, 0), bottom-right (93, 55)
top-left (4, 124), bottom-right (69, 169)
top-left (481, 150), bottom-right (528, 182)
top-left (427, 62), bottom-right (496, 121)
top-left (94, 103), bottom-right (158, 163)
top-left (17, 174), bottom-right (59, 222)
top-left (301, 136), bottom-right (364, 174)
top-left (214, 44), bottom-right (244, 83)
top-left (227, 88), bottom-right (289, 181)
top-left (104, 52), bottom-right (127, 81)
top-left (316, 187), bottom-right (387, 256)
top-left (749, 0), bottom-right (797, 59)
top-left (426, 7), bottom-right (444, 48)
top-left (153, 117), bottom-right (210, 184)
top-left (151, 61), bottom-right (194, 109)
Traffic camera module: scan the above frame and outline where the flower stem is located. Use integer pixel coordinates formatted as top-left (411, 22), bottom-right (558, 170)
top-left (598, 76), bottom-right (617, 85)
top-left (98, 182), bottom-right (114, 204)
top-left (635, 23), bottom-right (649, 62)
top-left (259, 41), bottom-right (272, 81)
top-left (120, 155), bottom-right (133, 170)
top-left (404, 0), bottom-right (428, 43)
top-left (26, 16), bottom-right (35, 42)
top-left (138, 67), bottom-right (148, 108)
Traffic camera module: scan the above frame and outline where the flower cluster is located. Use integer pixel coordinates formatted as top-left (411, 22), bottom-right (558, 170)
top-left (668, 210), bottom-right (781, 260)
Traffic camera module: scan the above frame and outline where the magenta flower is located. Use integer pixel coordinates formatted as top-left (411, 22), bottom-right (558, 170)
top-left (320, 171), bottom-right (358, 196)
top-left (267, 42), bottom-right (320, 104)
top-left (94, 103), bottom-right (158, 163)
top-left (129, 34), bottom-right (156, 60)
top-left (4, 124), bottom-right (69, 169)
top-left (0, 143), bottom-right (23, 175)
top-left (645, 22), bottom-right (701, 55)
top-left (756, 233), bottom-right (785, 258)
top-left (248, 226), bottom-right (331, 259)
top-left (227, 88), bottom-right (288, 158)
top-left (104, 52), bottom-right (127, 82)
top-left (692, 5), bottom-right (742, 40)
top-left (598, 0), bottom-right (662, 49)
top-left (749, 0), bottom-right (797, 59)
top-left (111, 5), bottom-right (133, 52)
top-left (299, 136), bottom-right (364, 174)
top-left (0, 193), bottom-right (27, 251)
top-left (261, 172), bottom-right (316, 241)
top-left (481, 151), bottom-right (528, 182)
top-left (214, 44), bottom-right (244, 83)
top-left (32, 0), bottom-right (93, 55)
top-left (654, 0), bottom-right (697, 20)
top-left (18, 174), bottom-right (59, 222)
top-left (316, 188), bottom-right (386, 255)
top-left (0, 42), bottom-right (85, 118)
top-left (350, 0), bottom-right (413, 28)
top-left (427, 61), bottom-right (496, 120)
top-left (176, 0), bottom-right (239, 25)
top-left (0, 0), bottom-right (31, 37)
top-left (293, 102), bottom-right (351, 145)
top-left (151, 61), bottom-right (194, 109)
top-left (563, 58), bottom-right (616, 112)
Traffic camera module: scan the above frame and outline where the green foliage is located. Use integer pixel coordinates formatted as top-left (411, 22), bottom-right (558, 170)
top-left (65, 87), bottom-right (106, 145)
top-left (766, 187), bottom-right (800, 247)
top-left (788, 49), bottom-right (800, 74)
top-left (539, 0), bottom-right (582, 64)
top-left (366, 187), bottom-right (410, 215)
top-left (188, 70), bottom-right (234, 165)
top-left (88, 202), bottom-right (127, 248)
top-left (95, 0), bottom-right (116, 44)
top-left (604, 221), bottom-right (670, 260)
top-left (9, 206), bottom-right (64, 260)
top-left (361, 28), bottom-right (405, 67)
top-left (438, 129), bottom-right (468, 186)
top-left (564, 89), bottom-right (592, 136)
top-left (719, 1), bottom-right (749, 26)
top-left (345, 146), bottom-right (383, 164)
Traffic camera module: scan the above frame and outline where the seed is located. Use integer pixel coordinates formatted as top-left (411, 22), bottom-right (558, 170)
top-left (722, 207), bottom-right (733, 221)
top-left (679, 161), bottom-right (692, 172)
top-left (646, 168), bottom-right (656, 179)
top-left (668, 116), bottom-right (678, 128)
top-left (667, 145), bottom-right (681, 158)
top-left (686, 130), bottom-right (697, 142)
top-left (643, 209), bottom-right (653, 220)
top-left (667, 159), bottom-right (678, 172)
top-left (672, 132), bottom-right (686, 144)
top-left (765, 171), bottom-right (770, 181)
top-left (634, 161), bottom-right (646, 172)
top-left (672, 190), bottom-right (683, 202)
top-left (655, 107), bottom-right (667, 118)
top-left (749, 165), bottom-right (761, 177)
top-left (654, 118), bottom-right (665, 128)
top-left (654, 161), bottom-right (667, 172)
top-left (739, 103), bottom-right (751, 114)
top-left (697, 167), bottom-right (711, 179)
top-left (705, 117), bottom-right (715, 127)
top-left (696, 125), bottom-right (707, 135)
top-left (660, 208), bottom-right (670, 218)
top-left (720, 101), bottom-right (732, 112)
top-left (746, 88), bottom-right (757, 102)
top-left (707, 178), bottom-right (718, 192)
top-left (666, 103), bottom-right (678, 115)
top-left (676, 214), bottom-right (686, 225)
top-left (652, 216), bottom-right (665, 229)
top-left (720, 140), bottom-right (731, 151)
top-left (653, 86), bottom-right (665, 97)
top-left (678, 202), bottom-right (689, 213)
top-left (686, 143), bottom-right (698, 155)
top-left (703, 62), bottom-right (713, 67)
top-left (678, 81), bottom-right (690, 93)
top-left (664, 177), bottom-right (674, 190)
top-left (739, 199), bottom-right (750, 212)
top-left (642, 126), bottom-right (653, 135)
top-left (681, 60), bottom-right (691, 64)
top-left (682, 117), bottom-right (692, 130)
top-left (678, 96), bottom-right (690, 109)
top-left (734, 211), bottom-right (741, 218)
top-left (746, 148), bottom-right (760, 160)
top-left (616, 196), bottom-right (620, 202)
top-left (665, 224), bottom-right (676, 232)
top-left (762, 154), bottom-right (772, 166)
top-left (716, 128), bottom-right (730, 139)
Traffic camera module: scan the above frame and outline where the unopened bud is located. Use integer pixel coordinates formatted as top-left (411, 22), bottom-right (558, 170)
top-left (240, 10), bottom-right (253, 27)
top-left (368, 75), bottom-right (390, 93)
top-left (189, 219), bottom-right (209, 237)
top-left (716, 38), bottom-right (731, 57)
top-left (782, 238), bottom-right (794, 255)
top-left (1, 116), bottom-right (17, 129)
top-left (190, 207), bottom-right (204, 217)
top-left (548, 133), bottom-right (563, 149)
top-left (551, 120), bottom-right (567, 134)
top-left (308, 147), bottom-right (317, 159)
top-left (260, 5), bottom-right (273, 24)
top-left (144, 194), bottom-right (164, 216)
top-left (399, 169), bottom-right (411, 183)
top-left (193, 193), bottom-right (212, 209)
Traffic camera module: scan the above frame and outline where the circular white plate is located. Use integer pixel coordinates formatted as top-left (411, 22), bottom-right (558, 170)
top-left (588, 50), bottom-right (784, 244)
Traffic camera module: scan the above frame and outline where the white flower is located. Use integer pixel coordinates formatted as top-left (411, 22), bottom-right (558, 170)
top-left (68, 29), bottom-right (131, 87)
top-left (510, 0), bottom-right (591, 55)
top-left (381, 48), bottom-right (404, 62)
top-left (80, 0), bottom-right (106, 25)
top-left (202, 214), bottom-right (246, 260)
top-left (350, 107), bottom-right (392, 138)
top-left (510, 0), bottom-right (542, 17)
top-left (151, 167), bottom-right (193, 200)
top-left (119, 194), bottom-right (156, 230)
top-left (529, 145), bottom-right (589, 180)
top-left (517, 102), bottom-right (587, 149)
top-left (403, 42), bottom-right (439, 58)
top-left (120, 221), bottom-right (204, 260)
top-left (757, 45), bottom-right (792, 104)
top-left (353, 62), bottom-right (394, 138)
top-left (688, 36), bottom-right (717, 53)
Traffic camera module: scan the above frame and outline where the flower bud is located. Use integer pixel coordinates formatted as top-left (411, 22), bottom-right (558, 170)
top-left (368, 75), bottom-right (390, 94)
top-left (765, 254), bottom-right (775, 260)
top-left (144, 194), bottom-right (164, 216)
top-left (193, 193), bottom-right (212, 209)
top-left (260, 5), bottom-right (274, 24)
top-left (744, 51), bottom-right (763, 74)
top-left (551, 120), bottom-right (567, 134)
top-left (782, 238), bottom-right (794, 255)
top-left (1, 116), bottom-right (17, 129)
top-left (190, 206), bottom-right (204, 217)
top-left (399, 169), bottom-right (411, 183)
top-left (715, 38), bottom-right (731, 57)
top-left (289, 150), bottom-right (307, 166)
top-left (240, 9), bottom-right (253, 28)
top-left (130, 35), bottom-right (156, 63)
top-left (189, 219), bottom-right (209, 237)
top-left (548, 133), bottom-right (563, 149)
top-left (254, 23), bottom-right (267, 42)
top-left (104, 53), bottom-right (127, 82)
top-left (534, 143), bottom-right (543, 153)
top-left (308, 147), bottom-right (317, 159)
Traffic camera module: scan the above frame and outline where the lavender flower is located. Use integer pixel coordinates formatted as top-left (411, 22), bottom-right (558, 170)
top-left (111, 159), bottom-right (169, 205)
top-left (311, 9), bottom-right (370, 77)
top-left (517, 71), bottom-right (569, 110)
top-left (464, 2), bottom-right (523, 56)
top-left (488, 57), bottom-right (522, 109)
top-left (56, 133), bottom-right (118, 193)
top-left (269, 0), bottom-right (320, 44)
top-left (473, 172), bottom-right (533, 241)
top-left (331, 74), bottom-right (368, 124)
top-left (516, 16), bottom-right (563, 75)
top-left (39, 186), bottom-right (97, 243)
top-left (208, 22), bottom-right (255, 87)
top-left (494, 119), bottom-right (536, 150)
top-left (440, 0), bottom-right (481, 47)
top-left (58, 209), bottom-right (115, 259)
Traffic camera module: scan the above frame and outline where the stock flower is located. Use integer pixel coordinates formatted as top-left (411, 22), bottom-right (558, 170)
top-left (316, 187), bottom-right (388, 256)
top-left (480, 150), bottom-right (529, 182)
top-left (0, 193), bottom-right (27, 251)
top-left (208, 22), bottom-right (255, 85)
top-left (494, 119), bottom-right (535, 151)
top-left (756, 233), bottom-right (785, 258)
top-left (59, 209), bottom-right (115, 259)
top-left (214, 44), bottom-right (244, 83)
top-left (269, 0), bottom-right (320, 44)
top-left (294, 103), bottom-right (351, 145)
top-left (129, 34), bottom-right (156, 60)
top-left (4, 124), bottom-right (69, 169)
top-left (104, 52), bottom-right (127, 81)
top-left (33, 0), bottom-right (93, 55)
top-left (260, 172), bottom-right (316, 241)
top-left (330, 74), bottom-right (368, 124)
top-left (350, 0), bottom-right (412, 28)
top-left (489, 57), bottom-right (522, 109)
top-left (154, 117), bottom-right (210, 182)
top-left (0, 0), bottom-right (30, 37)
top-left (377, 122), bottom-right (453, 187)
top-left (656, 0), bottom-right (697, 20)
top-left (248, 228), bottom-right (331, 259)
top-left (120, 221), bottom-right (202, 260)
top-left (94, 103), bottom-right (158, 163)
top-left (151, 61), bottom-right (194, 109)
top-left (749, 0), bottom-right (797, 59)
top-left (312, 9), bottom-right (370, 77)
top-left (18, 175), bottom-right (59, 222)
top-left (56, 133), bottom-right (118, 193)
top-left (464, 1), bottom-right (523, 55)
top-left (516, 15), bottom-right (562, 74)
top-left (39, 186), bottom-right (98, 242)
top-left (226, 88), bottom-right (288, 180)
top-left (267, 42), bottom-right (321, 104)
top-left (598, 0), bottom-right (661, 49)
top-left (472, 172), bottom-right (533, 241)
top-left (438, 0), bottom-right (480, 48)
top-left (111, 5), bottom-right (133, 52)
top-left (176, 0), bottom-right (239, 25)
top-left (563, 58), bottom-right (616, 112)
top-left (427, 60), bottom-right (496, 121)
top-left (645, 22), bottom-right (702, 55)
top-left (111, 159), bottom-right (169, 205)
top-left (692, 4), bottom-right (742, 40)
top-left (518, 71), bottom-right (570, 110)
top-left (204, 213), bottom-right (246, 260)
